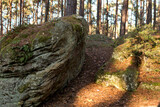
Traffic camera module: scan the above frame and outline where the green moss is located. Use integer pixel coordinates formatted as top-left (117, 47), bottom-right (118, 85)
top-left (141, 82), bottom-right (160, 91)
top-left (18, 82), bottom-right (30, 93)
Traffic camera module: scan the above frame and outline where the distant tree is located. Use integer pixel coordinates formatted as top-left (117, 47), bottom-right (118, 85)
top-left (0, 0), bottom-right (3, 36)
top-left (19, 0), bottom-right (22, 25)
top-left (106, 0), bottom-right (108, 36)
top-left (115, 0), bottom-right (118, 38)
top-left (140, 0), bottom-right (143, 25)
top-left (135, 0), bottom-right (138, 27)
top-left (58, 0), bottom-right (60, 17)
top-left (79, 0), bottom-right (84, 17)
top-left (146, 0), bottom-right (152, 24)
top-left (96, 0), bottom-right (102, 34)
top-left (45, 0), bottom-right (50, 22)
top-left (41, 0), bottom-right (44, 24)
top-left (88, 0), bottom-right (92, 35)
top-left (120, 0), bottom-right (128, 36)
top-left (65, 0), bottom-right (77, 16)
top-left (50, 0), bottom-right (53, 20)
top-left (61, 0), bottom-right (63, 17)
top-left (153, 0), bottom-right (156, 29)
top-left (64, 0), bottom-right (66, 16)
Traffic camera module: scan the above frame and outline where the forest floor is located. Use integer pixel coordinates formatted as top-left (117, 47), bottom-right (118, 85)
top-left (40, 35), bottom-right (160, 107)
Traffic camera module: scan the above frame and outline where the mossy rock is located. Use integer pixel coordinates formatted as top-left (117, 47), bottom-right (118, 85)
top-left (0, 15), bottom-right (88, 107)
top-left (140, 82), bottom-right (160, 91)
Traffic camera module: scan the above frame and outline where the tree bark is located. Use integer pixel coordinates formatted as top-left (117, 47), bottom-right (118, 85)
top-left (106, 0), bottom-right (108, 36)
top-left (9, 0), bottom-right (13, 30)
top-left (135, 0), bottom-right (138, 27)
top-left (65, 0), bottom-right (77, 16)
top-left (58, 0), bottom-right (60, 17)
top-left (0, 0), bottom-right (3, 36)
top-left (20, 0), bottom-right (22, 25)
top-left (64, 0), bottom-right (66, 16)
top-left (115, 0), bottom-right (118, 38)
top-left (79, 0), bottom-right (84, 17)
top-left (22, 0), bottom-right (24, 23)
top-left (96, 0), bottom-right (102, 34)
top-left (120, 0), bottom-right (128, 36)
top-left (147, 0), bottom-right (152, 24)
top-left (140, 0), bottom-right (143, 25)
top-left (41, 0), bottom-right (43, 24)
top-left (88, 0), bottom-right (92, 35)
top-left (153, 0), bottom-right (156, 29)
top-left (36, 1), bottom-right (39, 24)
top-left (45, 0), bottom-right (50, 22)
top-left (50, 0), bottom-right (53, 20)
top-left (61, 0), bottom-right (63, 17)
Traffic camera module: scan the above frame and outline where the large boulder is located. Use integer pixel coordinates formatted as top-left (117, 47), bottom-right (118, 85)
top-left (96, 25), bottom-right (160, 91)
top-left (0, 15), bottom-right (88, 107)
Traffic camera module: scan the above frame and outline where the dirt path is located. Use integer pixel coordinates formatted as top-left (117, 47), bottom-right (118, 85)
top-left (40, 36), bottom-right (160, 107)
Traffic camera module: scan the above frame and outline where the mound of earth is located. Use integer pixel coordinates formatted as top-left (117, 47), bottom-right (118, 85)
top-left (0, 15), bottom-right (88, 107)
top-left (96, 25), bottom-right (160, 91)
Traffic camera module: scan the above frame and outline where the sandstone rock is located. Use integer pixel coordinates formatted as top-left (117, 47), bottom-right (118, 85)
top-left (0, 15), bottom-right (88, 107)
top-left (96, 25), bottom-right (159, 91)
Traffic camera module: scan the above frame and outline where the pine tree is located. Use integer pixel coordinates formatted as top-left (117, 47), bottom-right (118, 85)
top-left (88, 0), bottom-right (92, 35)
top-left (45, 0), bottom-right (50, 22)
top-left (146, 0), bottom-right (152, 24)
top-left (79, 0), bottom-right (84, 17)
top-left (0, 0), bottom-right (3, 36)
top-left (96, 0), bottom-right (102, 34)
top-left (120, 0), bottom-right (129, 36)
top-left (65, 0), bottom-right (77, 16)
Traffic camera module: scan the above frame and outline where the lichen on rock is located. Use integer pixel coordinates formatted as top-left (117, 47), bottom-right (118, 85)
top-left (0, 15), bottom-right (88, 107)
top-left (96, 24), bottom-right (160, 91)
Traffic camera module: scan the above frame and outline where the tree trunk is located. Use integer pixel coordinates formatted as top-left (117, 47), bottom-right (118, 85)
top-left (115, 0), bottom-right (118, 38)
top-left (36, 1), bottom-right (39, 24)
top-left (65, 0), bottom-right (77, 16)
top-left (153, 0), bottom-right (156, 29)
top-left (96, 0), bottom-right (102, 34)
top-left (61, 0), bottom-right (63, 17)
top-left (22, 0), bottom-right (24, 23)
top-left (41, 0), bottom-right (43, 24)
top-left (147, 0), bottom-right (152, 24)
top-left (33, 3), bottom-right (35, 24)
top-left (120, 0), bottom-right (128, 36)
top-left (15, 1), bottom-right (18, 26)
top-left (0, 0), bottom-right (3, 36)
top-left (9, 0), bottom-right (12, 30)
top-left (88, 0), bottom-right (92, 35)
top-left (106, 0), bottom-right (108, 36)
top-left (140, 0), bottom-right (143, 25)
top-left (20, 0), bottom-right (22, 25)
top-left (64, 0), bottom-right (66, 16)
top-left (79, 0), bottom-right (84, 17)
top-left (45, 0), bottom-right (50, 22)
top-left (50, 0), bottom-right (53, 20)
top-left (158, 0), bottom-right (160, 30)
top-left (58, 0), bottom-right (60, 17)
top-left (135, 0), bottom-right (138, 27)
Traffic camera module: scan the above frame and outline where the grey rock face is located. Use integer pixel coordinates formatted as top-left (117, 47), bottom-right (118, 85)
top-left (0, 15), bottom-right (88, 107)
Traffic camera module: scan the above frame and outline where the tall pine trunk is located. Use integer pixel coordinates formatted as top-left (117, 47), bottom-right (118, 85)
top-left (79, 0), bottom-right (84, 17)
top-left (96, 0), bottom-right (102, 34)
top-left (115, 0), bottom-right (118, 38)
top-left (65, 0), bottom-right (77, 16)
top-left (41, 0), bottom-right (43, 24)
top-left (88, 0), bottom-right (92, 35)
top-left (58, 0), bottom-right (60, 17)
top-left (61, 0), bottom-right (63, 17)
top-left (64, 0), bottom-right (66, 16)
top-left (135, 0), bottom-right (138, 27)
top-left (50, 0), bottom-right (53, 20)
top-left (106, 0), bottom-right (108, 36)
top-left (9, 0), bottom-right (12, 30)
top-left (147, 0), bottom-right (152, 24)
top-left (0, 0), bottom-right (3, 36)
top-left (45, 0), bottom-right (50, 22)
top-left (36, 1), bottom-right (39, 24)
top-left (153, 0), bottom-right (156, 29)
top-left (20, 0), bottom-right (22, 25)
top-left (120, 0), bottom-right (128, 36)
top-left (140, 0), bottom-right (143, 25)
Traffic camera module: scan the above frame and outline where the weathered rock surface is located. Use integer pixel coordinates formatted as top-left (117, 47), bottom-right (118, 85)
top-left (0, 15), bottom-right (88, 107)
top-left (96, 25), bottom-right (160, 91)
